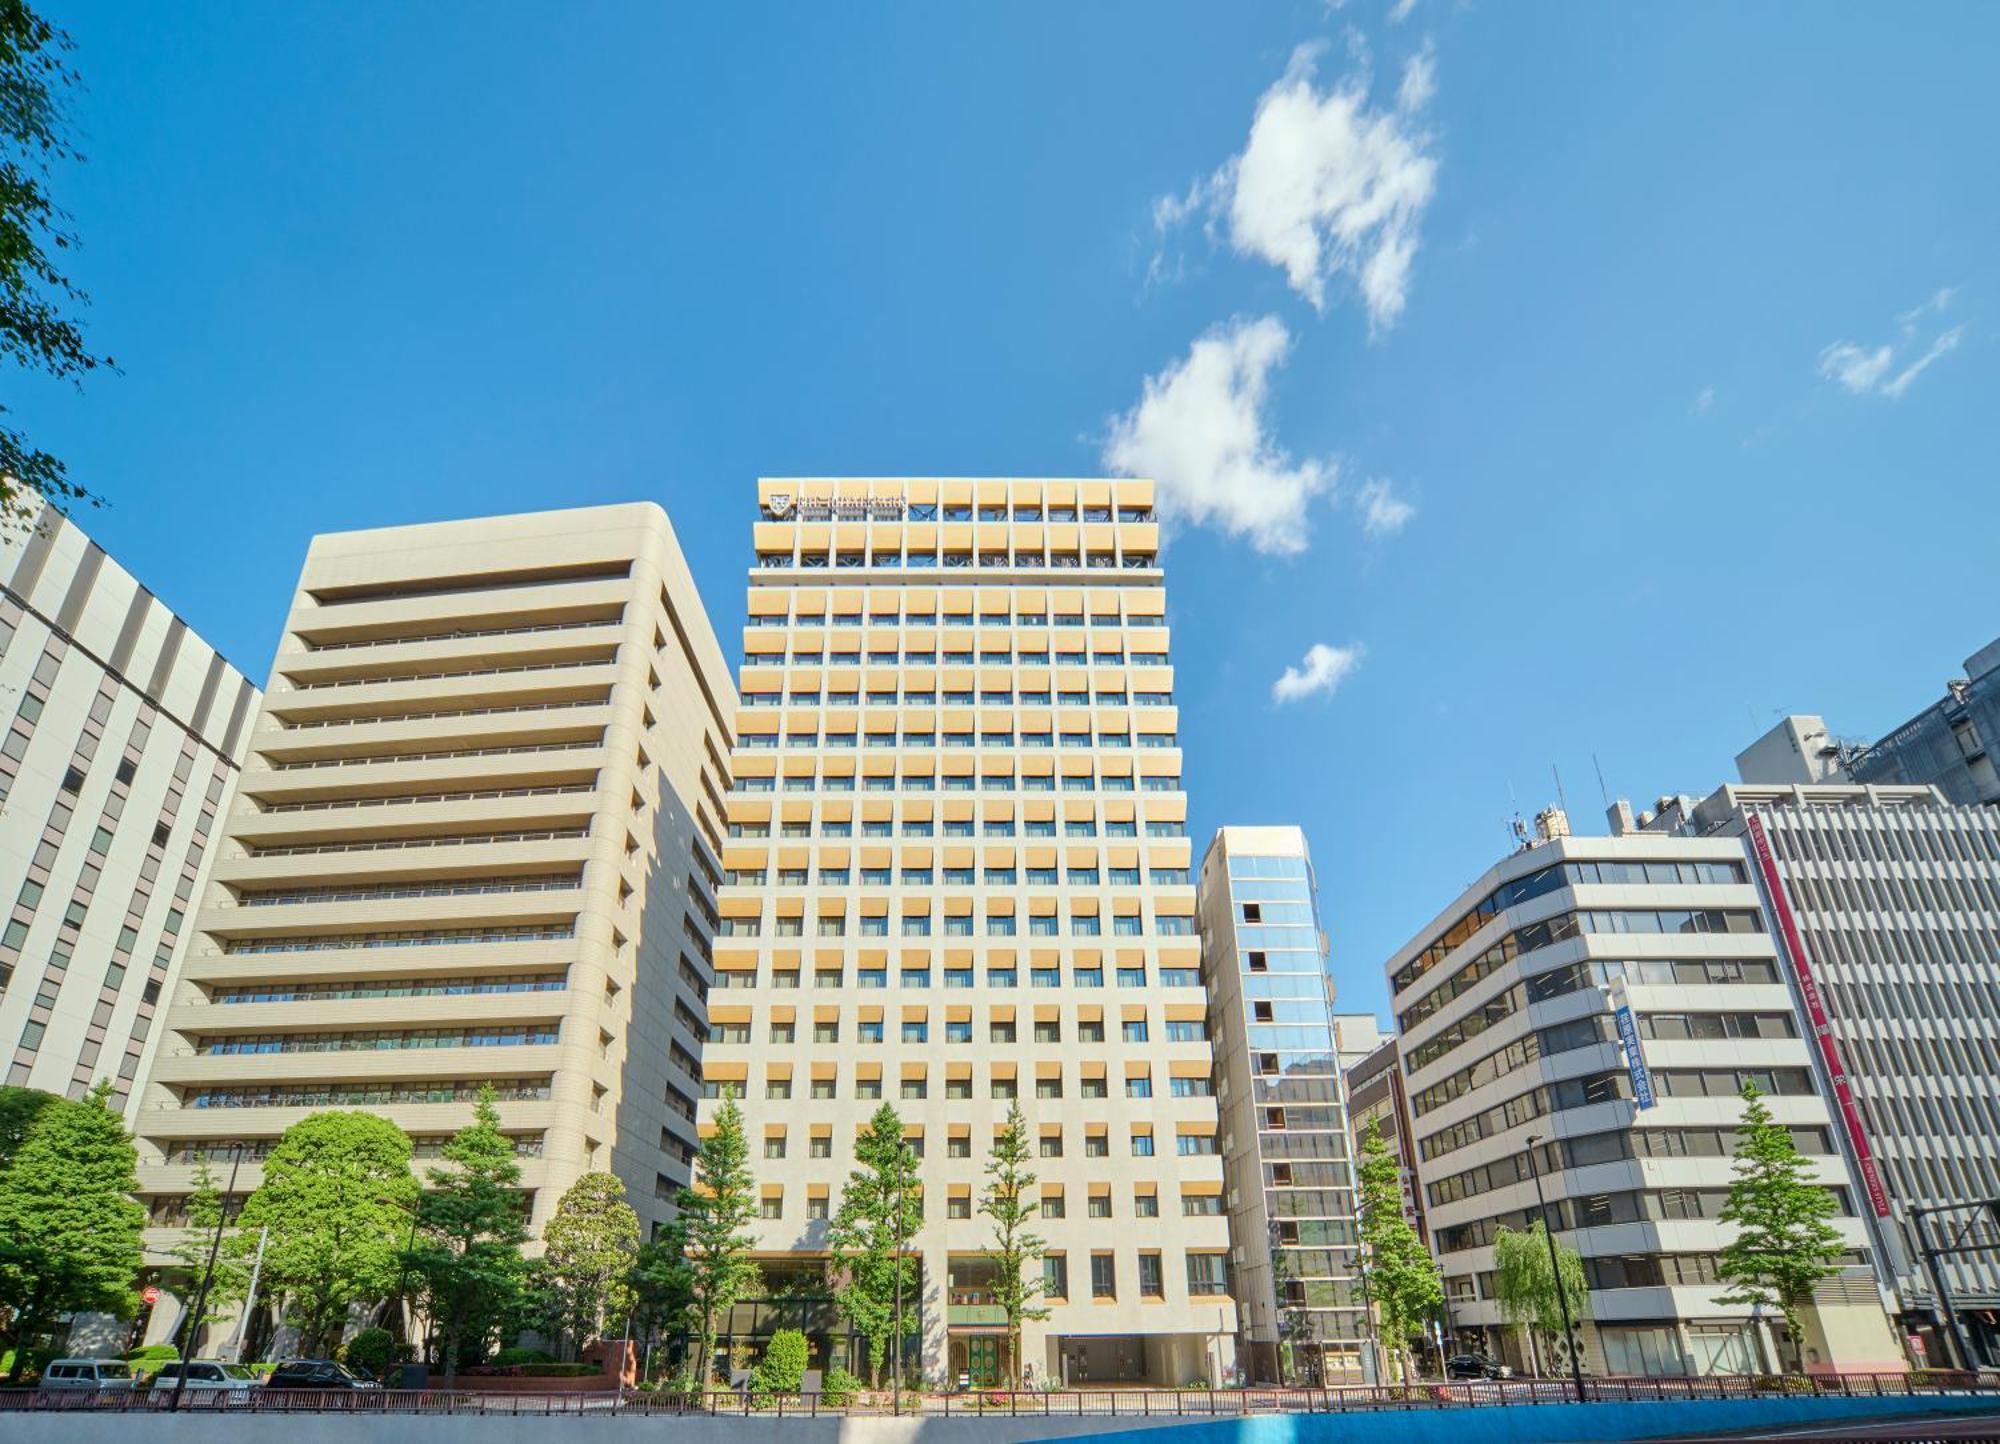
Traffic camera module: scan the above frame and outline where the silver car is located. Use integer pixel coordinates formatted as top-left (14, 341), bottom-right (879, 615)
top-left (39, 1359), bottom-right (138, 1391)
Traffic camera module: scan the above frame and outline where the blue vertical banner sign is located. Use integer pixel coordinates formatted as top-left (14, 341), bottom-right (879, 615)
top-left (1607, 979), bottom-right (1656, 1110)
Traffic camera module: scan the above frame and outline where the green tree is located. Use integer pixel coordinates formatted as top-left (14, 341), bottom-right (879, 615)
top-left (826, 1104), bottom-right (920, 1388)
top-left (751, 1326), bottom-right (809, 1401)
top-left (0, 1083), bottom-right (145, 1379)
top-left (1355, 1117), bottom-right (1443, 1382)
top-left (236, 1111), bottom-right (418, 1357)
top-left (672, 1094), bottom-right (758, 1383)
top-left (411, 1089), bottom-right (530, 1382)
top-left (977, 1103), bottom-right (1047, 1389)
top-left (0, 1085), bottom-right (55, 1170)
top-left (163, 1158), bottom-right (249, 1348)
top-left (1491, 1221), bottom-right (1589, 1378)
top-left (629, 1224), bottom-right (695, 1381)
top-left (542, 1172), bottom-right (639, 1356)
top-left (0, 1), bottom-right (113, 524)
top-left (1715, 1081), bottom-right (1846, 1371)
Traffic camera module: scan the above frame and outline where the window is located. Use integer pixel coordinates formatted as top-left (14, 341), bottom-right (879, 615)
top-left (1176, 1132), bottom-right (1217, 1156)
top-left (1186, 1253), bottom-right (1227, 1296)
top-left (1131, 1131), bottom-right (1155, 1157)
top-left (1039, 1134), bottom-right (1063, 1157)
top-left (948, 1194), bottom-right (972, 1218)
top-left (1122, 1020), bottom-right (1149, 1043)
top-left (1135, 1192), bottom-right (1160, 1218)
top-left (807, 1196), bottom-right (829, 1221)
top-left (1043, 1255), bottom-right (1069, 1297)
top-left (948, 1134), bottom-right (972, 1157)
top-left (1181, 1194), bottom-right (1222, 1216)
top-left (1126, 1074), bottom-right (1153, 1099)
top-left (857, 1021), bottom-right (884, 1043)
top-left (1085, 1133), bottom-right (1109, 1158)
top-left (1138, 1253), bottom-right (1164, 1297)
top-left (810, 1135), bottom-right (832, 1158)
top-left (764, 1137), bottom-right (787, 1159)
top-left (1091, 1253), bottom-right (1116, 1299)
top-left (760, 1196), bottom-right (783, 1220)
top-left (902, 1021), bottom-right (929, 1043)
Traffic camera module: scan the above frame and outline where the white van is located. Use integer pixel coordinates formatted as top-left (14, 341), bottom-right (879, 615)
top-left (150, 1360), bottom-right (260, 1395)
top-left (39, 1359), bottom-right (137, 1391)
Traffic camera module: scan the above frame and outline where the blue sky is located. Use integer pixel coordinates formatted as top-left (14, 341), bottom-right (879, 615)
top-left (18, 2), bottom-right (1998, 1023)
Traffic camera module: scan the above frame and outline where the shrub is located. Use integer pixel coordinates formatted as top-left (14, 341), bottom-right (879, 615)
top-left (519, 1362), bottom-right (601, 1377)
top-left (342, 1327), bottom-right (409, 1380)
top-left (493, 1346), bottom-right (556, 1367)
top-left (818, 1367), bottom-right (862, 1408)
top-left (751, 1329), bottom-right (809, 1398)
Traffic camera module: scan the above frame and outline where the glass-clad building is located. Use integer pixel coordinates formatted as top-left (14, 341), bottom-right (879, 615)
top-left (1197, 826), bottom-right (1366, 1384)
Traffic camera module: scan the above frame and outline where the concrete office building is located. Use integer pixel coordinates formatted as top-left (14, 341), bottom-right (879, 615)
top-left (0, 500), bottom-right (258, 1107)
top-left (1197, 826), bottom-right (1366, 1385)
top-left (131, 504), bottom-right (735, 1348)
top-left (1384, 812), bottom-right (1902, 1378)
top-left (1847, 637), bottom-right (2000, 806)
top-left (1345, 1038), bottom-right (1427, 1247)
top-left (704, 478), bottom-right (1235, 1390)
top-left (1630, 779), bottom-right (2000, 1368)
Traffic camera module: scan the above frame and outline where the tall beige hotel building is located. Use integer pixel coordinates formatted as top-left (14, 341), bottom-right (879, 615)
top-left (133, 505), bottom-right (736, 1293)
top-left (702, 479), bottom-right (1237, 1389)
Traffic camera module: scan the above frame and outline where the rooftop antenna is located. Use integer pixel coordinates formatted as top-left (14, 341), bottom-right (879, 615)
top-left (1551, 764), bottom-right (1571, 819)
top-left (1592, 753), bottom-right (1611, 809)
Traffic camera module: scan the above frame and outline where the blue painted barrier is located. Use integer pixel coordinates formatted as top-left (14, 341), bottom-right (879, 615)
top-left (1119, 1391), bottom-right (1998, 1444)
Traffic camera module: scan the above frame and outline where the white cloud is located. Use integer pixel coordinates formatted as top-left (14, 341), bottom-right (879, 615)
top-left (1387, 0), bottom-right (1417, 21)
top-left (1102, 315), bottom-right (1334, 555)
top-left (1152, 42), bottom-right (1440, 331)
top-left (1354, 477), bottom-right (1415, 536)
top-left (1692, 385), bottom-right (1716, 414)
top-left (1817, 289), bottom-right (1966, 399)
top-left (1398, 42), bottom-right (1436, 112)
top-left (1272, 642), bottom-right (1366, 704)
top-left (1881, 327), bottom-right (1964, 399)
top-left (1816, 341), bottom-right (1895, 395)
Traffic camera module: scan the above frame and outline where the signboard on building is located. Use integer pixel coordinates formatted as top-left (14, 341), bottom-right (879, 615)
top-left (1607, 979), bottom-right (1656, 1110)
top-left (765, 494), bottom-right (905, 521)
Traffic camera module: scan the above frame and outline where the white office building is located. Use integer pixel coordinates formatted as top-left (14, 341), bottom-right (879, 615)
top-left (1384, 812), bottom-right (1901, 1377)
top-left (0, 501), bottom-right (257, 1109)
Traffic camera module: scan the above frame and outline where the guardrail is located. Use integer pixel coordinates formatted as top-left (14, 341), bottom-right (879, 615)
top-left (3, 1373), bottom-right (1992, 1416)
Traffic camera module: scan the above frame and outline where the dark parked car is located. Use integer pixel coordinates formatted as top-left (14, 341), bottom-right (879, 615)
top-left (1445, 1353), bottom-right (1513, 1380)
top-left (261, 1361), bottom-right (382, 1391)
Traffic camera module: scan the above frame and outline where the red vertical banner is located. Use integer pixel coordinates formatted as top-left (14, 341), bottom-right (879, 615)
top-left (1744, 812), bottom-right (1890, 1218)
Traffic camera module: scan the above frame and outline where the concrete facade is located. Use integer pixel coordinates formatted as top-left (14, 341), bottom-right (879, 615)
top-left (1196, 826), bottom-right (1365, 1385)
top-left (128, 503), bottom-right (736, 1345)
top-left (1382, 817), bottom-right (1902, 1378)
top-left (702, 478), bottom-right (1236, 1390)
top-left (1633, 781), bottom-right (2000, 1369)
top-left (0, 500), bottom-right (258, 1108)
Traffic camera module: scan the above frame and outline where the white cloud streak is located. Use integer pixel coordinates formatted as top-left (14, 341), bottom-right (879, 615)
top-left (1354, 477), bottom-right (1415, 536)
top-left (1272, 642), bottom-right (1366, 704)
top-left (1817, 289), bottom-right (1966, 399)
top-left (1102, 315), bottom-right (1334, 556)
top-left (1151, 42), bottom-right (1439, 331)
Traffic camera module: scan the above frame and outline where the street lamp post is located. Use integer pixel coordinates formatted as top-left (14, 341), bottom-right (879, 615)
top-left (170, 1142), bottom-right (246, 1414)
top-left (1522, 1135), bottom-right (1586, 1404)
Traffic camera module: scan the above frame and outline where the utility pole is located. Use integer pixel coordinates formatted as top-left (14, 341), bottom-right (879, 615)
top-left (225, 1225), bottom-right (268, 1363)
top-left (1910, 1205), bottom-right (1978, 1373)
top-left (1522, 1135), bottom-right (1586, 1404)
top-left (171, 1142), bottom-right (245, 1413)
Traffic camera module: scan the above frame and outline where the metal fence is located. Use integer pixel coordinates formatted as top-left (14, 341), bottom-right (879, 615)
top-left (3, 1372), bottom-right (1993, 1417)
